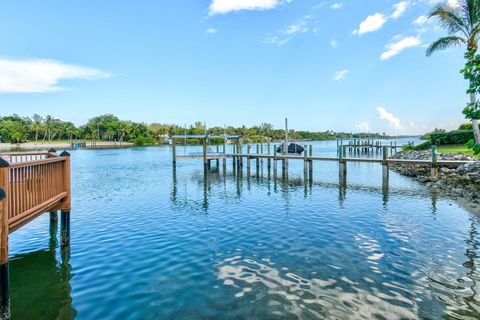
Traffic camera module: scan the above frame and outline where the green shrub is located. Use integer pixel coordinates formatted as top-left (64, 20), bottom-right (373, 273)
top-left (132, 135), bottom-right (156, 146)
top-left (430, 130), bottom-right (473, 145)
top-left (466, 139), bottom-right (480, 155)
top-left (458, 123), bottom-right (480, 130)
top-left (403, 140), bottom-right (432, 152)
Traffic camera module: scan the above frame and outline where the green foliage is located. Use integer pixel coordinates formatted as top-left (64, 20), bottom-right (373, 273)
top-left (461, 49), bottom-right (480, 119)
top-left (420, 128), bottom-right (445, 140)
top-left (429, 129), bottom-right (474, 145)
top-left (0, 114), bottom-right (397, 145)
top-left (403, 140), bottom-right (432, 152)
top-left (132, 135), bottom-right (156, 146)
top-left (466, 139), bottom-right (480, 154)
top-left (457, 122), bottom-right (480, 130)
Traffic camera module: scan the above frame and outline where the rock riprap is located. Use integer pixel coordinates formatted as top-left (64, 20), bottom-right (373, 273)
top-left (390, 151), bottom-right (479, 203)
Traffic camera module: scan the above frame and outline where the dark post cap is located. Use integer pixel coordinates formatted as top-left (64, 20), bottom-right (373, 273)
top-left (60, 151), bottom-right (71, 157)
top-left (0, 188), bottom-right (5, 201)
top-left (0, 158), bottom-right (9, 168)
top-left (48, 148), bottom-right (57, 153)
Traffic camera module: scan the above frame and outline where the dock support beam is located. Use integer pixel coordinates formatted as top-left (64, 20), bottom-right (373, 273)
top-left (431, 145), bottom-right (438, 177)
top-left (273, 147), bottom-right (278, 179)
top-left (246, 145), bottom-right (251, 176)
top-left (61, 211), bottom-right (70, 247)
top-left (203, 138), bottom-right (207, 169)
top-left (223, 141), bottom-right (227, 173)
top-left (303, 145), bottom-right (308, 181)
top-left (59, 151), bottom-right (72, 248)
top-left (256, 144), bottom-right (260, 177)
top-left (0, 187), bottom-right (9, 320)
top-left (382, 146), bottom-right (389, 187)
top-left (267, 142), bottom-right (271, 175)
top-left (172, 138), bottom-right (176, 166)
top-left (236, 140), bottom-right (242, 170)
top-left (50, 210), bottom-right (58, 222)
top-left (339, 147), bottom-right (347, 185)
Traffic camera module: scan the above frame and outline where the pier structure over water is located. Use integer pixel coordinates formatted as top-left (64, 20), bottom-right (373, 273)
top-left (337, 138), bottom-right (404, 156)
top-left (0, 150), bottom-right (71, 319)
top-left (172, 138), bottom-right (470, 187)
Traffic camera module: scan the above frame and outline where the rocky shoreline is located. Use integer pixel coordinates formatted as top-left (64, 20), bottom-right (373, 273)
top-left (390, 150), bottom-right (480, 208)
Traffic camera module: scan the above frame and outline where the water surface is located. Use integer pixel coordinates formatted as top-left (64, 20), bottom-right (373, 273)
top-left (9, 140), bottom-right (480, 319)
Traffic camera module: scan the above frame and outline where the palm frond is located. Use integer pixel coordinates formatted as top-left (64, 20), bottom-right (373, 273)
top-left (426, 36), bottom-right (466, 56)
top-left (429, 5), bottom-right (469, 37)
top-left (465, 0), bottom-right (480, 26)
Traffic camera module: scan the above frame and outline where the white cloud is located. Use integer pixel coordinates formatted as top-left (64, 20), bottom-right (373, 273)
top-left (263, 36), bottom-right (291, 46)
top-left (354, 13), bottom-right (386, 35)
top-left (330, 38), bottom-right (338, 48)
top-left (330, 3), bottom-right (343, 9)
top-left (391, 1), bottom-right (410, 19)
top-left (264, 17), bottom-right (310, 46)
top-left (428, 0), bottom-right (459, 8)
top-left (0, 58), bottom-right (109, 93)
top-left (333, 69), bottom-right (348, 81)
top-left (206, 28), bottom-right (217, 34)
top-left (356, 122), bottom-right (371, 132)
top-left (413, 15), bottom-right (428, 25)
top-left (380, 36), bottom-right (421, 60)
top-left (376, 107), bottom-right (403, 129)
top-left (209, 0), bottom-right (284, 15)
top-left (447, 0), bottom-right (460, 8)
top-left (284, 21), bottom-right (308, 35)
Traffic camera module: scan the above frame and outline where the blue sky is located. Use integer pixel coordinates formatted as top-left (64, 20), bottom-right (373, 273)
top-left (0, 0), bottom-right (469, 134)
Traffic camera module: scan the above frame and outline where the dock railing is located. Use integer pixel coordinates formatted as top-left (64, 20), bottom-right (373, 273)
top-left (0, 149), bottom-right (71, 319)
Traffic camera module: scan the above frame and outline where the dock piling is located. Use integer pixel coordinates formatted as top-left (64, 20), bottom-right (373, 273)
top-left (431, 145), bottom-right (438, 177)
top-left (339, 145), bottom-right (347, 184)
top-left (382, 146), bottom-right (389, 186)
top-left (172, 138), bottom-right (176, 166)
top-left (256, 144), bottom-right (260, 176)
top-left (247, 145), bottom-right (251, 176)
top-left (273, 147), bottom-right (278, 179)
top-left (203, 138), bottom-right (207, 169)
top-left (303, 145), bottom-right (308, 180)
top-left (0, 187), bottom-right (8, 320)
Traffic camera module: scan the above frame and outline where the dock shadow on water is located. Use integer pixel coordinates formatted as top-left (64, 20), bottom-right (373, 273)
top-left (10, 221), bottom-right (76, 319)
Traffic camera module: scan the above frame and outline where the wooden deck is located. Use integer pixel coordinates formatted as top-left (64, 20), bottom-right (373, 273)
top-left (0, 150), bottom-right (72, 319)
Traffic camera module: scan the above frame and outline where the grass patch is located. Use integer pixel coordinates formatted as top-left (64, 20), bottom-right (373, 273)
top-left (437, 144), bottom-right (475, 155)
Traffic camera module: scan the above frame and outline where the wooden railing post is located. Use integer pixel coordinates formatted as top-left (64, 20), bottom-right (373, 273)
top-left (0, 159), bottom-right (9, 319)
top-left (59, 151), bottom-right (71, 247)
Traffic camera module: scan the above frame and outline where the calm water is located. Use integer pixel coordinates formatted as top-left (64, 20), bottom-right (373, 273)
top-left (8, 140), bottom-right (480, 319)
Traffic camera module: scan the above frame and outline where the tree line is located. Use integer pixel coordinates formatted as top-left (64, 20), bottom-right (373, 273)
top-left (0, 114), bottom-right (392, 144)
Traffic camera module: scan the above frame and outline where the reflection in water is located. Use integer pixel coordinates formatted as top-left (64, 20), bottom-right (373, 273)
top-left (10, 221), bottom-right (76, 319)
top-left (169, 159), bottom-right (445, 215)
top-left (216, 255), bottom-right (418, 319)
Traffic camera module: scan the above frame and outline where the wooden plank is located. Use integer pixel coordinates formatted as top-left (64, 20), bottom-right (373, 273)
top-left (9, 157), bottom-right (65, 168)
top-left (8, 192), bottom-right (67, 227)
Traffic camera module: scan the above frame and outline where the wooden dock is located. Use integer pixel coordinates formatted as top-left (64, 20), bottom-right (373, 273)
top-left (0, 149), bottom-right (72, 319)
top-left (172, 139), bottom-right (472, 187)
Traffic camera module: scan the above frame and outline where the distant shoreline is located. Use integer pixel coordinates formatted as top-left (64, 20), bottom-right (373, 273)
top-left (0, 141), bottom-right (134, 150)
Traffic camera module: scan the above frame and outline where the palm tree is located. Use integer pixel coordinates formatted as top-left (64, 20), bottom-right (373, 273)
top-left (426, 0), bottom-right (480, 144)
